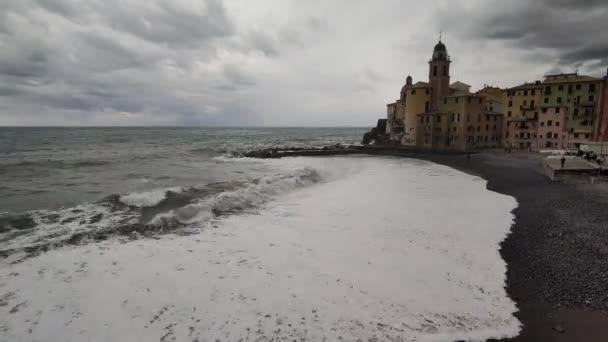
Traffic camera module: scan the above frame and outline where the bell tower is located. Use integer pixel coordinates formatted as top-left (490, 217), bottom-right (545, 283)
top-left (429, 39), bottom-right (451, 111)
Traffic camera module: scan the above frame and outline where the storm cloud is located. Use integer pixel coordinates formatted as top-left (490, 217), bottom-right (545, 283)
top-left (437, 0), bottom-right (608, 71)
top-left (0, 0), bottom-right (606, 126)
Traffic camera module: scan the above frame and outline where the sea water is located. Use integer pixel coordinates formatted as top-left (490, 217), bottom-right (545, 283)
top-left (0, 128), bottom-right (520, 341)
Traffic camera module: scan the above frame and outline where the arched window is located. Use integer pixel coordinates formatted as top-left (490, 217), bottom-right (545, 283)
top-left (433, 65), bottom-right (437, 77)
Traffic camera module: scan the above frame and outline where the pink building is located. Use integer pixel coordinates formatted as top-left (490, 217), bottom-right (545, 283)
top-left (596, 72), bottom-right (608, 141)
top-left (538, 107), bottom-right (568, 149)
top-left (505, 118), bottom-right (537, 150)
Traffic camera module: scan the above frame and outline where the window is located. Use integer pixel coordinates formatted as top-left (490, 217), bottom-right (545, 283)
top-left (523, 100), bottom-right (527, 106)
top-left (556, 121), bottom-right (560, 127)
top-left (545, 86), bottom-right (552, 93)
top-left (568, 85), bottom-right (573, 94)
top-left (574, 133), bottom-right (579, 138)
top-left (585, 133), bottom-right (590, 139)
top-left (554, 133), bottom-right (559, 139)
top-left (524, 90), bottom-right (528, 96)
top-left (531, 90), bottom-right (536, 96)
top-left (558, 85), bottom-right (564, 91)
top-left (468, 97), bottom-right (472, 104)
top-left (544, 97), bottom-right (549, 104)
top-left (554, 107), bottom-right (559, 113)
top-left (508, 111), bottom-right (512, 117)
top-left (485, 124), bottom-right (489, 131)
top-left (540, 122), bottom-right (544, 127)
top-left (542, 108), bottom-right (547, 113)
top-left (426, 89), bottom-right (430, 94)
top-left (425, 101), bottom-right (429, 112)
top-left (546, 132), bottom-right (552, 140)
top-left (589, 95), bottom-right (594, 102)
top-left (479, 98), bottom-right (482, 104)
top-left (478, 114), bottom-right (481, 122)
top-left (490, 106), bottom-right (494, 112)
top-left (574, 108), bottom-right (579, 116)
top-left (539, 134), bottom-right (543, 138)
top-left (590, 84), bottom-right (596, 92)
top-left (508, 101), bottom-right (513, 107)
top-left (548, 120), bottom-right (553, 126)
top-left (437, 116), bottom-right (441, 123)
top-left (411, 90), bottom-right (416, 95)
top-left (557, 97), bottom-right (562, 103)
top-left (444, 98), bottom-right (447, 104)
top-left (477, 126), bottom-right (481, 132)
top-left (455, 97), bottom-right (459, 103)
top-left (433, 65), bottom-right (437, 76)
top-left (576, 84), bottom-right (581, 90)
top-left (467, 113), bottom-right (471, 122)
top-left (443, 66), bottom-right (447, 76)
top-left (531, 100), bottom-right (535, 108)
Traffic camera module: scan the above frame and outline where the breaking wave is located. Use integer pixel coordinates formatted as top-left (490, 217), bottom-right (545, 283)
top-left (0, 167), bottom-right (322, 261)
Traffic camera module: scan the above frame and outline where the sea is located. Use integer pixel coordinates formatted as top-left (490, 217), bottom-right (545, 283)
top-left (0, 127), bottom-right (521, 341)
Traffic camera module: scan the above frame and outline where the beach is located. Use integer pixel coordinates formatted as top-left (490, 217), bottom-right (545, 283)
top-left (418, 151), bottom-right (608, 341)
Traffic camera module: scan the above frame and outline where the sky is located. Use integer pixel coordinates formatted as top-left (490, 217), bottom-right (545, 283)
top-left (0, 0), bottom-right (607, 127)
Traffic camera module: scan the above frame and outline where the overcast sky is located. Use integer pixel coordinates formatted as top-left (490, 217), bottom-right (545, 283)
top-left (1, 0), bottom-right (607, 126)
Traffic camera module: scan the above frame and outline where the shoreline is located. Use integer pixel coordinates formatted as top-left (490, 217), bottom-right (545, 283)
top-left (416, 151), bottom-right (608, 342)
top-left (242, 146), bottom-right (608, 341)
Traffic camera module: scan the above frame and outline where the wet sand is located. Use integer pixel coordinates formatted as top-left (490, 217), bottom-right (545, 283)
top-left (419, 151), bottom-right (608, 342)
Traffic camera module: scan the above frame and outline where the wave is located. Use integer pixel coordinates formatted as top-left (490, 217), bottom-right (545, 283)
top-left (0, 157), bottom-right (521, 341)
top-left (0, 166), bottom-right (323, 261)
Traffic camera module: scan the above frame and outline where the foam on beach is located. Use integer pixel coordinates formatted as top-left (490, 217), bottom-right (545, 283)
top-left (0, 157), bottom-right (520, 341)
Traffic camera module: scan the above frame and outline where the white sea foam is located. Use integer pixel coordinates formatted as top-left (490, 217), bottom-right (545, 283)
top-left (119, 187), bottom-right (182, 207)
top-left (0, 157), bottom-right (520, 341)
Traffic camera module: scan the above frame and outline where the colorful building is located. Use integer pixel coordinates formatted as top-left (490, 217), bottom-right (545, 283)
top-left (595, 69), bottom-right (608, 142)
top-left (382, 38), bottom-right (608, 151)
top-left (541, 73), bottom-right (602, 148)
top-left (538, 107), bottom-right (569, 149)
top-left (415, 41), bottom-right (503, 150)
top-left (502, 82), bottom-right (543, 149)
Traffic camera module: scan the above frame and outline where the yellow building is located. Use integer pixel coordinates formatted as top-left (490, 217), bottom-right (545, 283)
top-left (385, 76), bottom-right (431, 145)
top-left (414, 41), bottom-right (503, 150)
top-left (401, 80), bottom-right (431, 145)
top-left (501, 82), bottom-right (543, 149)
top-left (417, 94), bottom-right (502, 150)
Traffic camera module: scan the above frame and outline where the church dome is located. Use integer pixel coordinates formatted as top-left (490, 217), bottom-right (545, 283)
top-left (434, 41), bottom-right (446, 52)
top-left (431, 40), bottom-right (450, 61)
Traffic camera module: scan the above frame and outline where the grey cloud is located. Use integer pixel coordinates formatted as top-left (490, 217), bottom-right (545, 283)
top-left (247, 30), bottom-right (280, 57)
top-left (223, 64), bottom-right (256, 86)
top-left (438, 0), bottom-right (608, 73)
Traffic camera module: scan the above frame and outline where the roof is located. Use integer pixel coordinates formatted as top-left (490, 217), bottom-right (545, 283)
top-left (450, 81), bottom-right (471, 88)
top-left (543, 73), bottom-right (601, 84)
top-left (412, 81), bottom-right (430, 88)
top-left (509, 82), bottom-right (543, 90)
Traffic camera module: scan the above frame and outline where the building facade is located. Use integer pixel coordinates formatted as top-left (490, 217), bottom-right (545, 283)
top-left (595, 70), bottom-right (608, 142)
top-left (414, 42), bottom-right (503, 150)
top-left (382, 39), bottom-right (606, 151)
top-left (542, 73), bottom-right (602, 147)
top-left (538, 107), bottom-right (569, 149)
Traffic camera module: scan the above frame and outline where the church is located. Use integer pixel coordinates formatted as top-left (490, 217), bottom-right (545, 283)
top-left (385, 40), bottom-right (504, 150)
